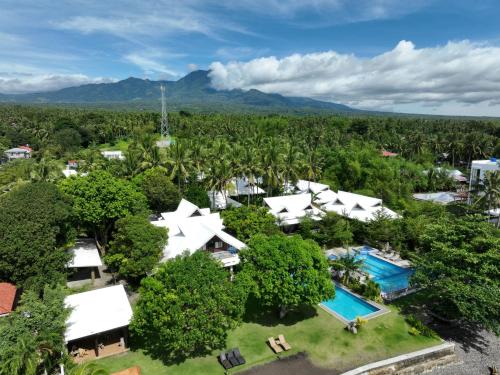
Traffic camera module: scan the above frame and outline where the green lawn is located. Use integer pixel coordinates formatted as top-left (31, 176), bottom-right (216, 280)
top-left (99, 139), bottom-right (132, 152)
top-left (97, 304), bottom-right (440, 375)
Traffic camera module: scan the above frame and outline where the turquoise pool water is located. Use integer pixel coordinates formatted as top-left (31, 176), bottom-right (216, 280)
top-left (321, 287), bottom-right (379, 321)
top-left (357, 253), bottom-right (413, 293)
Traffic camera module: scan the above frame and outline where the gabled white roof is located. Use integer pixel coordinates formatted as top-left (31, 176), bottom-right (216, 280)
top-left (67, 239), bottom-right (103, 268)
top-left (228, 177), bottom-right (265, 196)
top-left (264, 194), bottom-right (323, 226)
top-left (62, 169), bottom-right (78, 178)
top-left (208, 191), bottom-right (243, 210)
top-left (321, 190), bottom-right (399, 222)
top-left (64, 285), bottom-right (132, 342)
top-left (295, 180), bottom-right (330, 194)
top-left (151, 212), bottom-right (246, 265)
top-left (160, 198), bottom-right (211, 221)
top-left (5, 147), bottom-right (30, 153)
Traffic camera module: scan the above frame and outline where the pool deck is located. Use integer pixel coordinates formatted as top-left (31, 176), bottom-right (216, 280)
top-left (319, 283), bottom-right (390, 324)
top-left (325, 247), bottom-right (411, 268)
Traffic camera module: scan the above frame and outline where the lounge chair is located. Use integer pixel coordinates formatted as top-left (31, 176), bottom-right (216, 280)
top-left (277, 334), bottom-right (292, 351)
top-left (227, 350), bottom-right (239, 367)
top-left (219, 352), bottom-right (232, 370)
top-left (268, 337), bottom-right (283, 353)
top-left (232, 348), bottom-right (246, 365)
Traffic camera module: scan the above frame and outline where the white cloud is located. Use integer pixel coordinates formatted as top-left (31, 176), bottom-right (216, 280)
top-left (209, 40), bottom-right (500, 113)
top-left (124, 52), bottom-right (179, 78)
top-left (0, 73), bottom-right (114, 94)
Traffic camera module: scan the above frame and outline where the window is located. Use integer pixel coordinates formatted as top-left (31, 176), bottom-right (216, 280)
top-left (215, 241), bottom-right (223, 249)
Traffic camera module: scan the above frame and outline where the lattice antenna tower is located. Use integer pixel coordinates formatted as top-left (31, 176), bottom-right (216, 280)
top-left (160, 84), bottom-right (169, 138)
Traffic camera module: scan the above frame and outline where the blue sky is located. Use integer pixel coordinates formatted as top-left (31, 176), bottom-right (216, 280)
top-left (1, 0), bottom-right (500, 115)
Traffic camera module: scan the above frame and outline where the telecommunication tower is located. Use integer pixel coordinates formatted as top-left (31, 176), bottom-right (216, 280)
top-left (160, 84), bottom-right (168, 139)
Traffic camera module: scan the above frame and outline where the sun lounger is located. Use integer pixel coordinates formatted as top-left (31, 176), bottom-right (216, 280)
top-left (232, 348), bottom-right (246, 365)
top-left (227, 350), bottom-right (239, 367)
top-left (219, 352), bottom-right (232, 370)
top-left (277, 334), bottom-right (292, 351)
top-left (268, 337), bottom-right (283, 353)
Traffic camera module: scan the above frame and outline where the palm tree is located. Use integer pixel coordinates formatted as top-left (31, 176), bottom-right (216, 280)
top-left (261, 139), bottom-right (282, 196)
top-left (0, 337), bottom-right (38, 375)
top-left (474, 171), bottom-right (500, 227)
top-left (167, 141), bottom-right (191, 191)
top-left (206, 159), bottom-right (233, 208)
top-left (282, 143), bottom-right (301, 195)
top-left (68, 362), bottom-right (109, 375)
top-left (330, 251), bottom-right (364, 284)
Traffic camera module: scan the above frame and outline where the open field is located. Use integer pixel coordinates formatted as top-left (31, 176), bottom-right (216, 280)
top-left (97, 303), bottom-right (440, 374)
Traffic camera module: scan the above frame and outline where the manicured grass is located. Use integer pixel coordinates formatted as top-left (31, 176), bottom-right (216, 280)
top-left (99, 139), bottom-right (132, 152)
top-left (97, 303), bottom-right (440, 374)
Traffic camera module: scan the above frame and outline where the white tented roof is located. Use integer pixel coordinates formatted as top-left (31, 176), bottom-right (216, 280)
top-left (64, 285), bottom-right (132, 342)
top-left (295, 180), bottom-right (330, 195)
top-left (67, 239), bottom-right (102, 268)
top-left (160, 198), bottom-right (211, 220)
top-left (152, 199), bottom-right (246, 266)
top-left (320, 190), bottom-right (399, 222)
top-left (264, 194), bottom-right (323, 226)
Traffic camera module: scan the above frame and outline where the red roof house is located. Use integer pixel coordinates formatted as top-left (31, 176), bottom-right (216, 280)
top-left (381, 150), bottom-right (398, 157)
top-left (0, 283), bottom-right (17, 316)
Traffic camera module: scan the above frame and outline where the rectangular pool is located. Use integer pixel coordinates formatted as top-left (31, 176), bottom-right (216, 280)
top-left (321, 286), bottom-right (380, 321)
top-left (357, 253), bottom-right (413, 293)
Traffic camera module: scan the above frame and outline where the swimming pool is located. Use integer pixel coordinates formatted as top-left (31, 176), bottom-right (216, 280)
top-left (321, 286), bottom-right (380, 322)
top-left (356, 252), bottom-right (414, 293)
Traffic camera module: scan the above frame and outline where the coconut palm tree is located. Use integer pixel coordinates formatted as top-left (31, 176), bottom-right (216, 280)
top-left (329, 251), bottom-right (364, 284)
top-left (474, 171), bottom-right (500, 227)
top-left (167, 141), bottom-right (191, 191)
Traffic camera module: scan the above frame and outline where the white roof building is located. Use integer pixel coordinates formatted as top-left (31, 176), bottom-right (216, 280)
top-left (101, 150), bottom-right (124, 160)
top-left (64, 285), bottom-right (132, 343)
top-left (320, 190), bottom-right (400, 222)
top-left (152, 199), bottom-right (245, 268)
top-left (4, 147), bottom-right (31, 160)
top-left (470, 159), bottom-right (499, 184)
top-left (228, 177), bottom-right (266, 197)
top-left (295, 179), bottom-right (330, 195)
top-left (67, 239), bottom-right (103, 269)
top-left (264, 194), bottom-right (324, 226)
top-left (413, 192), bottom-right (459, 205)
top-left (208, 191), bottom-right (243, 210)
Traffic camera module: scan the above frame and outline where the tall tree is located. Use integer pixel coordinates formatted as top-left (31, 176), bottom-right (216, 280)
top-left (59, 171), bottom-right (148, 251)
top-left (130, 251), bottom-right (247, 362)
top-left (239, 234), bottom-right (334, 318)
top-left (0, 182), bottom-right (74, 290)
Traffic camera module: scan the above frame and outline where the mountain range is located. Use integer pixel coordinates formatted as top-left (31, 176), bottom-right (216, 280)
top-left (0, 70), bottom-right (359, 114)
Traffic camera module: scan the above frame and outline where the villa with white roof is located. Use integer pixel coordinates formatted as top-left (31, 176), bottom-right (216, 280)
top-left (264, 194), bottom-right (324, 228)
top-left (152, 199), bottom-right (245, 269)
top-left (319, 190), bottom-right (400, 222)
top-left (64, 285), bottom-right (132, 362)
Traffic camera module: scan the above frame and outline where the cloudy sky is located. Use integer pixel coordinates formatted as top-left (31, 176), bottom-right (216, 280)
top-left (1, 0), bottom-right (500, 115)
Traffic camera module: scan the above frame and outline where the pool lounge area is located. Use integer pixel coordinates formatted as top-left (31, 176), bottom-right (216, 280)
top-left (320, 284), bottom-right (388, 323)
top-left (355, 248), bottom-right (414, 294)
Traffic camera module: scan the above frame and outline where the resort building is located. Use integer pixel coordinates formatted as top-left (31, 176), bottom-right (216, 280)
top-left (319, 190), bottom-right (400, 222)
top-left (152, 199), bottom-right (245, 268)
top-left (413, 192), bottom-right (460, 205)
top-left (228, 177), bottom-right (266, 197)
top-left (294, 179), bottom-right (330, 195)
top-left (65, 285), bottom-right (132, 362)
top-left (4, 146), bottom-right (31, 160)
top-left (469, 158), bottom-right (499, 185)
top-left (0, 282), bottom-right (18, 317)
top-left (67, 239), bottom-right (103, 286)
top-left (423, 167), bottom-right (467, 183)
top-left (208, 191), bottom-right (242, 210)
top-left (264, 194), bottom-right (324, 227)
top-left (101, 150), bottom-right (124, 160)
